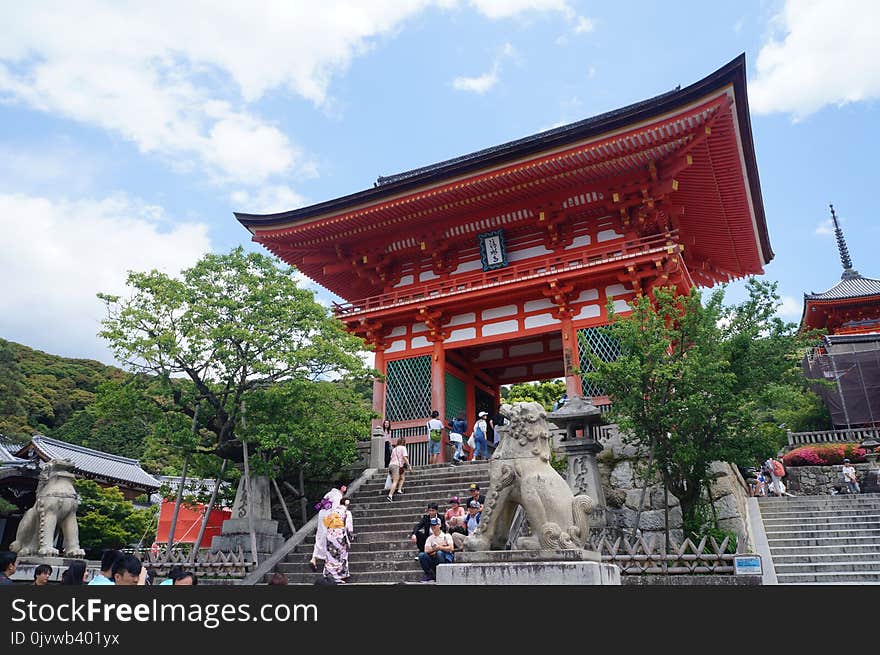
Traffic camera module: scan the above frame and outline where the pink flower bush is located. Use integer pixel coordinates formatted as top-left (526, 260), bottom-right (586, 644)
top-left (783, 443), bottom-right (867, 467)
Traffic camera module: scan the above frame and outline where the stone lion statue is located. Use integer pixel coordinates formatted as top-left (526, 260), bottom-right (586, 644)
top-left (11, 459), bottom-right (85, 558)
top-left (465, 402), bottom-right (594, 551)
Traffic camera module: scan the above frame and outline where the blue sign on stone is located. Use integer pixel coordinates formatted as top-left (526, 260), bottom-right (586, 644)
top-left (733, 554), bottom-right (762, 575)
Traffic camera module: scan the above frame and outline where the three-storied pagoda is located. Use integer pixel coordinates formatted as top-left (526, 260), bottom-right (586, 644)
top-left (235, 55), bottom-right (773, 460)
top-left (801, 206), bottom-right (880, 427)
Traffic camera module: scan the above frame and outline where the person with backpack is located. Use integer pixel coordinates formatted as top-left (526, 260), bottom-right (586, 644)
top-left (766, 456), bottom-right (790, 496)
top-left (427, 410), bottom-right (444, 465)
top-left (448, 414), bottom-right (467, 464)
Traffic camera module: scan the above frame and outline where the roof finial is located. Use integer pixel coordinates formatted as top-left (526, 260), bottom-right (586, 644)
top-left (830, 203), bottom-right (858, 279)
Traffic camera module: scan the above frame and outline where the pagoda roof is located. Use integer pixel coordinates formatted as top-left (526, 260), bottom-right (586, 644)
top-left (237, 54), bottom-right (771, 298)
top-left (805, 274), bottom-right (880, 302)
top-left (16, 435), bottom-right (160, 492)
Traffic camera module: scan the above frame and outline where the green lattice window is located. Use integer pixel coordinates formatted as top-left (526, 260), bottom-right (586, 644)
top-left (577, 326), bottom-right (621, 398)
top-left (385, 355), bottom-right (431, 421)
top-left (445, 372), bottom-right (467, 421)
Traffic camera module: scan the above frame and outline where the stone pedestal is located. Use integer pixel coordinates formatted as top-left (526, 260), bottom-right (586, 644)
top-left (11, 556), bottom-right (100, 584)
top-left (211, 474), bottom-right (283, 561)
top-left (437, 550), bottom-right (620, 585)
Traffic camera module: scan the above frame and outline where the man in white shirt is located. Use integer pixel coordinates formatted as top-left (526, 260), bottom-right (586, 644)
top-left (418, 518), bottom-right (454, 582)
top-left (842, 459), bottom-right (860, 494)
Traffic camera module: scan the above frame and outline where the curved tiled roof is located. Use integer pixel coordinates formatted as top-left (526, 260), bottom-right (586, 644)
top-left (20, 435), bottom-right (160, 491)
top-left (804, 273), bottom-right (880, 301)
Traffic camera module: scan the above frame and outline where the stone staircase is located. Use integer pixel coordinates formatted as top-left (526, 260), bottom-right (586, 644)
top-left (275, 460), bottom-right (491, 584)
top-left (759, 494), bottom-right (880, 584)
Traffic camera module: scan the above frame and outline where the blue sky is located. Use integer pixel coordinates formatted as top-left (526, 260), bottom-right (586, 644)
top-left (1, 0), bottom-right (878, 364)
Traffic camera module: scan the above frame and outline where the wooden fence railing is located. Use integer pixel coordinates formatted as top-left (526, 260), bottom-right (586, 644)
top-left (588, 533), bottom-right (736, 575)
top-left (787, 427), bottom-right (880, 447)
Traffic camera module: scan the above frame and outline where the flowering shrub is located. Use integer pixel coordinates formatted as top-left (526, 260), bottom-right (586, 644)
top-left (783, 443), bottom-right (867, 467)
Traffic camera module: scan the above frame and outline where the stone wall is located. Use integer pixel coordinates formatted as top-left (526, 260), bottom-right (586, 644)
top-left (783, 462), bottom-right (871, 495)
top-left (593, 426), bottom-right (753, 551)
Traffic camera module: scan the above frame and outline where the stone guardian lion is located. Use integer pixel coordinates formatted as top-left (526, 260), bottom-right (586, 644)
top-left (10, 458), bottom-right (86, 558)
top-left (464, 402), bottom-right (594, 551)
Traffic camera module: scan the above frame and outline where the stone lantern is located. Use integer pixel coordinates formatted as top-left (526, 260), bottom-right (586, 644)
top-left (859, 436), bottom-right (880, 494)
top-left (548, 396), bottom-right (606, 517)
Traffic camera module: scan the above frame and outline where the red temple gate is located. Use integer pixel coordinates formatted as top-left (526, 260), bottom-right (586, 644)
top-left (235, 55), bottom-right (772, 462)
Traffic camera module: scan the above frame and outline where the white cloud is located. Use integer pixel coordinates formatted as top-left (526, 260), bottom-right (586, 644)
top-left (777, 295), bottom-right (803, 320)
top-left (0, 2), bottom-right (574, 190)
top-left (452, 41), bottom-right (517, 94)
top-left (231, 185), bottom-right (307, 214)
top-left (751, 0), bottom-right (880, 118)
top-left (468, 0), bottom-right (571, 19)
top-left (815, 219), bottom-right (834, 236)
top-left (453, 69), bottom-right (501, 94)
top-left (0, 193), bottom-right (211, 363)
top-left (574, 16), bottom-right (595, 33)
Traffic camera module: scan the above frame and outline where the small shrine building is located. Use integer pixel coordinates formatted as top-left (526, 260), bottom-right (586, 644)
top-left (801, 206), bottom-right (880, 427)
top-left (235, 55), bottom-right (772, 460)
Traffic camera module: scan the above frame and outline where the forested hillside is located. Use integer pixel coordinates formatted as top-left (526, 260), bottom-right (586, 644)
top-left (0, 338), bottom-right (125, 442)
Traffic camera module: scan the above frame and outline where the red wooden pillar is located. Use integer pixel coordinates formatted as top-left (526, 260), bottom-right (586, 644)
top-left (560, 315), bottom-right (583, 398)
top-left (431, 339), bottom-right (447, 462)
top-left (371, 347), bottom-right (387, 430)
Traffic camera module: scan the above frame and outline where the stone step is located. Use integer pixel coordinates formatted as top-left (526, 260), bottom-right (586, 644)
top-left (770, 544), bottom-right (880, 557)
top-left (352, 498), bottom-right (486, 512)
top-left (775, 561), bottom-right (880, 575)
top-left (766, 535), bottom-right (880, 548)
top-left (758, 496), bottom-right (880, 515)
top-left (355, 477), bottom-right (489, 501)
top-left (776, 571), bottom-right (880, 584)
top-left (277, 559), bottom-right (421, 574)
top-left (759, 509), bottom-right (880, 520)
top-left (771, 552), bottom-right (880, 564)
top-left (762, 515), bottom-right (880, 527)
top-left (290, 538), bottom-right (417, 556)
top-left (282, 570), bottom-right (426, 584)
top-left (351, 506), bottom-right (470, 522)
top-left (765, 527), bottom-right (880, 539)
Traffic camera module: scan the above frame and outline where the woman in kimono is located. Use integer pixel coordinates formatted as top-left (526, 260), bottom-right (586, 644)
top-left (309, 487), bottom-right (344, 571)
top-left (323, 498), bottom-right (353, 583)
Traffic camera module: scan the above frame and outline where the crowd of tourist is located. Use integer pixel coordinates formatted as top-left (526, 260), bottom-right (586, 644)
top-left (407, 483), bottom-right (484, 582)
top-left (0, 548), bottom-right (198, 586)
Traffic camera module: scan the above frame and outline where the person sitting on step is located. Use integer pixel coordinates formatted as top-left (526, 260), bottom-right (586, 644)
top-left (410, 502), bottom-right (446, 559)
top-left (418, 518), bottom-right (454, 582)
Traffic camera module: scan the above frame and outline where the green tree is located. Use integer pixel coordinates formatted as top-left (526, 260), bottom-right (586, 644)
top-left (504, 380), bottom-right (567, 411)
top-left (0, 339), bottom-right (29, 438)
top-left (240, 378), bottom-right (373, 480)
top-left (97, 247), bottom-right (370, 459)
top-left (585, 280), bottom-right (818, 535)
top-left (74, 479), bottom-right (157, 557)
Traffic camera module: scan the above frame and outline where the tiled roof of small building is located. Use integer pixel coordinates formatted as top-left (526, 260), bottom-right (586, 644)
top-left (17, 435), bottom-right (160, 491)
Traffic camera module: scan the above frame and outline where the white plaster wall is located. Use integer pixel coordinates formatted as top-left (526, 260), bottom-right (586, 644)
top-left (524, 313), bottom-right (558, 329)
top-left (573, 304), bottom-right (601, 320)
top-left (564, 234), bottom-right (592, 250)
top-left (597, 228), bottom-right (623, 242)
top-left (507, 244), bottom-right (553, 263)
top-left (523, 298), bottom-right (555, 313)
top-left (386, 339), bottom-right (406, 354)
top-left (447, 327), bottom-right (477, 343)
top-left (411, 336), bottom-right (431, 348)
top-left (482, 305), bottom-right (517, 320)
top-left (482, 320), bottom-right (519, 336)
top-left (444, 312), bottom-right (476, 327)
